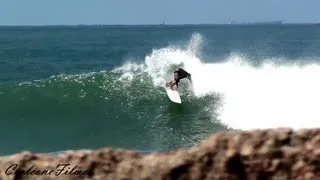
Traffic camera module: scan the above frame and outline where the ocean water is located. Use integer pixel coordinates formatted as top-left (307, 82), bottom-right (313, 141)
top-left (1, 24), bottom-right (320, 155)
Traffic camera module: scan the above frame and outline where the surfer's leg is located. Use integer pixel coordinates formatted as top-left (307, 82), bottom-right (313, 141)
top-left (170, 82), bottom-right (176, 90)
top-left (170, 80), bottom-right (178, 90)
top-left (171, 84), bottom-right (178, 90)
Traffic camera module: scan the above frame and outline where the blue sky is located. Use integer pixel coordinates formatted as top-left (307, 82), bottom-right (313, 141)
top-left (0, 0), bottom-right (319, 25)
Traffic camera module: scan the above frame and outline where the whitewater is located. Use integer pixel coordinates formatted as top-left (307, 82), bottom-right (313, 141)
top-left (116, 33), bottom-right (320, 130)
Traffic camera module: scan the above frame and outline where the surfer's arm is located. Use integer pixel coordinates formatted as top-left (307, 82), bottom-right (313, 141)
top-left (187, 75), bottom-right (192, 83)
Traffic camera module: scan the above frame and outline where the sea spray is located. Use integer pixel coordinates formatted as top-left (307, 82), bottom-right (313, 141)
top-left (118, 33), bottom-right (320, 130)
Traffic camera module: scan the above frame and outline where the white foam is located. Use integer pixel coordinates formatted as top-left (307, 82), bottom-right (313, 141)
top-left (117, 33), bottom-right (320, 130)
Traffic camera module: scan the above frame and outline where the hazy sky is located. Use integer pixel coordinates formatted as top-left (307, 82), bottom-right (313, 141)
top-left (0, 0), bottom-right (319, 25)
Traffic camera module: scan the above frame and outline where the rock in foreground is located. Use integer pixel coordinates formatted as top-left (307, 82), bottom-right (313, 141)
top-left (0, 128), bottom-right (320, 180)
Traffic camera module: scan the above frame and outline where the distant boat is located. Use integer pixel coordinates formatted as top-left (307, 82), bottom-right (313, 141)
top-left (161, 21), bottom-right (167, 25)
top-left (247, 21), bottom-right (283, 25)
top-left (228, 19), bottom-right (283, 25)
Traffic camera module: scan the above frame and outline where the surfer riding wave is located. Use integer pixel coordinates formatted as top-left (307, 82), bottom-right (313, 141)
top-left (167, 68), bottom-right (192, 90)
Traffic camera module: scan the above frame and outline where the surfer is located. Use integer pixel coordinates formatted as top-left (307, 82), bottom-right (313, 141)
top-left (168, 68), bottom-right (192, 90)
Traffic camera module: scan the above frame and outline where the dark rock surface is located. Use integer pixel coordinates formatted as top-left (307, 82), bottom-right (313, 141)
top-left (0, 128), bottom-right (319, 180)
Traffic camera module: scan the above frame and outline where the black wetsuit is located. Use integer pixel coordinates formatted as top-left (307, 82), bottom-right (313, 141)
top-left (172, 68), bottom-right (191, 87)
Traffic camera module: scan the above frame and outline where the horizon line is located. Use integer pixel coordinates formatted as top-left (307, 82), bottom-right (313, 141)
top-left (0, 22), bottom-right (318, 27)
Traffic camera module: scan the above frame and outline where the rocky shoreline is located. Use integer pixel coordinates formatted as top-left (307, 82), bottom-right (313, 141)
top-left (0, 128), bottom-right (319, 180)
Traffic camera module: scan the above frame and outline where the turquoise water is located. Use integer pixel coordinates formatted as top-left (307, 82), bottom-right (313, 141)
top-left (1, 24), bottom-right (320, 155)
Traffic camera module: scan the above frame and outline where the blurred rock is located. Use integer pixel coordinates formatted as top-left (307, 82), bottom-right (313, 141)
top-left (0, 128), bottom-right (319, 180)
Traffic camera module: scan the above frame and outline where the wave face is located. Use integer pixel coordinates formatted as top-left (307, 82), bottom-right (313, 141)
top-left (1, 25), bottom-right (320, 154)
top-left (0, 33), bottom-right (226, 154)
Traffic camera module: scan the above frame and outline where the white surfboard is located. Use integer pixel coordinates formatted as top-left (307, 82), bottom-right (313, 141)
top-left (165, 87), bottom-right (182, 104)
